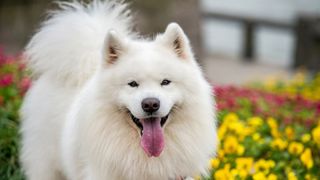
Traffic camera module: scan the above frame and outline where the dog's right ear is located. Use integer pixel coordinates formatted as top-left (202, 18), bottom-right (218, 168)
top-left (104, 30), bottom-right (125, 65)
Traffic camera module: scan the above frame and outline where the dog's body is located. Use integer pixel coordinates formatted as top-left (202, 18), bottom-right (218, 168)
top-left (20, 1), bottom-right (217, 179)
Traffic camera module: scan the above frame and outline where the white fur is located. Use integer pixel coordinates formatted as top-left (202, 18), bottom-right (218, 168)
top-left (20, 1), bottom-right (217, 180)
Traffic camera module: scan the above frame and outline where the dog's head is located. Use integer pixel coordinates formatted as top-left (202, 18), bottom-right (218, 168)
top-left (97, 23), bottom-right (205, 157)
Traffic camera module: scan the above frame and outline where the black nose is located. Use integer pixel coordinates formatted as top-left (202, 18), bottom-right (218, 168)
top-left (141, 98), bottom-right (160, 113)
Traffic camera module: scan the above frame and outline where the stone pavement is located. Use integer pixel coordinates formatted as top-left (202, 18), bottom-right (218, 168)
top-left (201, 56), bottom-right (294, 85)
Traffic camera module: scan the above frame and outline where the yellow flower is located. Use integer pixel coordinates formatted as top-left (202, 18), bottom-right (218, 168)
top-left (271, 129), bottom-right (280, 138)
top-left (230, 168), bottom-right (248, 179)
top-left (223, 135), bottom-right (239, 154)
top-left (210, 158), bottom-right (220, 169)
top-left (253, 133), bottom-right (261, 141)
top-left (236, 157), bottom-right (253, 173)
top-left (243, 126), bottom-right (255, 136)
top-left (227, 121), bottom-right (245, 136)
top-left (224, 163), bottom-right (231, 171)
top-left (267, 160), bottom-right (275, 168)
top-left (254, 159), bottom-right (274, 175)
top-left (214, 169), bottom-right (230, 180)
top-left (267, 118), bottom-right (280, 138)
top-left (214, 164), bottom-right (233, 180)
top-left (218, 125), bottom-right (227, 140)
top-left (268, 174), bottom-right (277, 180)
top-left (230, 169), bottom-right (239, 177)
top-left (237, 145), bottom-right (245, 155)
top-left (238, 169), bottom-right (248, 179)
top-left (224, 113), bottom-right (239, 124)
top-left (288, 142), bottom-right (304, 155)
top-left (217, 149), bottom-right (225, 159)
top-left (271, 138), bottom-right (288, 150)
top-left (301, 133), bottom-right (311, 143)
top-left (267, 117), bottom-right (278, 129)
top-left (253, 172), bottom-right (267, 180)
top-left (285, 126), bottom-right (295, 140)
top-left (300, 148), bottom-right (313, 169)
top-left (287, 171), bottom-right (297, 180)
top-left (312, 126), bottom-right (320, 145)
top-left (248, 117), bottom-right (263, 128)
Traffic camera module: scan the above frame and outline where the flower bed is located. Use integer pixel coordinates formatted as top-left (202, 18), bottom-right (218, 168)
top-left (0, 50), bottom-right (30, 179)
top-left (205, 82), bottom-right (320, 180)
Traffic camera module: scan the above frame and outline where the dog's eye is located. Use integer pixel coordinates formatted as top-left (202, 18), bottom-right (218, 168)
top-left (161, 79), bottom-right (171, 86)
top-left (128, 81), bottom-right (139, 87)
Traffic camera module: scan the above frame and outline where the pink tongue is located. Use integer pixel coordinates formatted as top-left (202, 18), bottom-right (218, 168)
top-left (140, 118), bottom-right (164, 157)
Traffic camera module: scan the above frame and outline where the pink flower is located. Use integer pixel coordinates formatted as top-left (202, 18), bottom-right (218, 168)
top-left (0, 74), bottom-right (13, 87)
top-left (19, 77), bottom-right (31, 93)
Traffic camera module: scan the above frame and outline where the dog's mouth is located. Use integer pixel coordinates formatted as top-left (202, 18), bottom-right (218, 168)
top-left (130, 113), bottom-right (169, 134)
top-left (129, 112), bottom-right (169, 157)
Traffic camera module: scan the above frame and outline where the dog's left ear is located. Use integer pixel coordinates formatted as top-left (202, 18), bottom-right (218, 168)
top-left (157, 23), bottom-right (193, 60)
top-left (103, 30), bottom-right (126, 65)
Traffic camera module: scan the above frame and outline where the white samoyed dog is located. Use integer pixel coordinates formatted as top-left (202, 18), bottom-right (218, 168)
top-left (20, 0), bottom-right (217, 179)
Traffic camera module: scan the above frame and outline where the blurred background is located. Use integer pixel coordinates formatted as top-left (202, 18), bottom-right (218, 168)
top-left (0, 0), bottom-right (320, 84)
